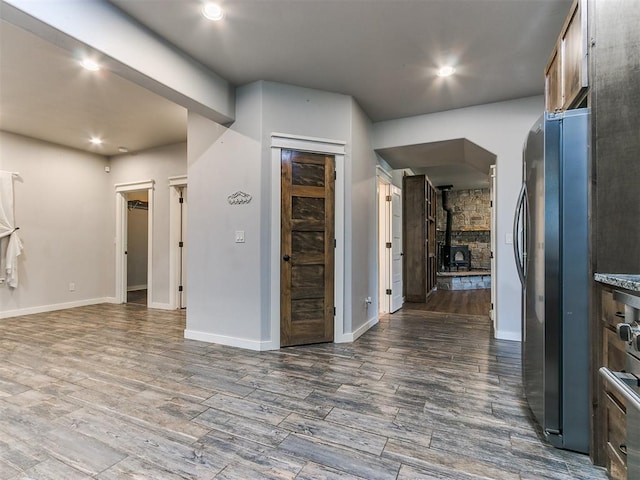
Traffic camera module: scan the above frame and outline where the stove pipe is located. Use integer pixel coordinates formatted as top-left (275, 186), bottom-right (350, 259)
top-left (439, 185), bottom-right (454, 248)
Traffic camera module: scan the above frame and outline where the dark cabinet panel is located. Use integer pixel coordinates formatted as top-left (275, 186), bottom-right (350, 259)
top-left (403, 175), bottom-right (436, 302)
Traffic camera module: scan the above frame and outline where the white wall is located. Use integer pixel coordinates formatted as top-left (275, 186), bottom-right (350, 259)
top-left (109, 142), bottom-right (187, 308)
top-left (186, 81), bottom-right (379, 349)
top-left (186, 82), bottom-right (264, 349)
top-left (0, 131), bottom-right (113, 317)
top-left (261, 82), bottom-right (352, 341)
top-left (373, 95), bottom-right (544, 340)
top-left (348, 99), bottom-right (379, 335)
top-left (0, 134), bottom-right (187, 318)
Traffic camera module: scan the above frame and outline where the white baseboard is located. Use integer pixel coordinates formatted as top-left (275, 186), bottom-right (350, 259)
top-left (184, 329), bottom-right (278, 351)
top-left (495, 329), bottom-right (521, 342)
top-left (148, 302), bottom-right (173, 311)
top-left (0, 297), bottom-right (116, 319)
top-left (335, 314), bottom-right (378, 343)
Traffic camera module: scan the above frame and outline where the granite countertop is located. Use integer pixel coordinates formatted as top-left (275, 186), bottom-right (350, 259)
top-left (594, 273), bottom-right (640, 293)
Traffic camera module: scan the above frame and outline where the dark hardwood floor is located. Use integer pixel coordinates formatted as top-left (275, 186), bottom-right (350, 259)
top-left (0, 303), bottom-right (606, 479)
top-left (405, 288), bottom-right (491, 317)
top-left (126, 289), bottom-right (147, 306)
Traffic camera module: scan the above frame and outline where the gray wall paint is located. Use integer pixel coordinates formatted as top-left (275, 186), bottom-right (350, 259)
top-left (109, 142), bottom-right (187, 307)
top-left (373, 96), bottom-right (543, 341)
top-left (186, 82), bottom-right (379, 348)
top-left (349, 99), bottom-right (378, 333)
top-left (0, 131), bottom-right (112, 314)
top-left (261, 82), bottom-right (352, 339)
top-left (186, 84), bottom-right (264, 346)
top-left (0, 133), bottom-right (186, 316)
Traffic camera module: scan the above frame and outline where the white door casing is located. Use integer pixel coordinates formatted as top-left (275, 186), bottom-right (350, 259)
top-left (378, 178), bottom-right (391, 314)
top-left (390, 184), bottom-right (404, 313)
top-left (115, 180), bottom-right (154, 305)
top-left (271, 133), bottom-right (346, 349)
top-left (490, 164), bottom-right (497, 328)
top-left (376, 170), bottom-right (403, 315)
top-left (169, 175), bottom-right (187, 310)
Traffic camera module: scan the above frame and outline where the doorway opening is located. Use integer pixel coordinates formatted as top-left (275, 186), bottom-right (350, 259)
top-left (377, 174), bottom-right (403, 314)
top-left (115, 180), bottom-right (154, 305)
top-left (126, 191), bottom-right (149, 305)
top-left (378, 172), bottom-right (494, 320)
top-left (270, 133), bottom-right (346, 350)
top-left (169, 175), bottom-right (188, 310)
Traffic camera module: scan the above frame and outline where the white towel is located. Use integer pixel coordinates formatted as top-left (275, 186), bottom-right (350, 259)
top-left (0, 171), bottom-right (23, 288)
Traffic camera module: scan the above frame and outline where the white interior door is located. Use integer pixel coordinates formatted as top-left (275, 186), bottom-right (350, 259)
top-left (378, 180), bottom-right (391, 313)
top-left (115, 179), bottom-right (154, 305)
top-left (490, 165), bottom-right (497, 327)
top-left (169, 176), bottom-right (188, 310)
top-left (179, 187), bottom-right (187, 309)
top-left (390, 185), bottom-right (404, 312)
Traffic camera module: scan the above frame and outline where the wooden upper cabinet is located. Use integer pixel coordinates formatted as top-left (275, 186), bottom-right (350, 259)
top-left (545, 47), bottom-right (563, 112)
top-left (544, 0), bottom-right (588, 112)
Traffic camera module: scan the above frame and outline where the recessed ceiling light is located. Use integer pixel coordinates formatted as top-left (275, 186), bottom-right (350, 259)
top-left (90, 137), bottom-right (103, 145)
top-left (118, 146), bottom-right (129, 153)
top-left (202, 2), bottom-right (224, 21)
top-left (437, 66), bottom-right (456, 77)
top-left (80, 58), bottom-right (101, 72)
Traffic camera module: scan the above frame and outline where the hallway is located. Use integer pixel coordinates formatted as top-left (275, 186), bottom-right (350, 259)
top-left (405, 288), bottom-right (492, 317)
top-left (0, 304), bottom-right (605, 479)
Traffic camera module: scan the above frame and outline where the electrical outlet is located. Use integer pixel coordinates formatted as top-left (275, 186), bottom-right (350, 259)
top-left (235, 230), bottom-right (245, 243)
top-left (69, 282), bottom-right (76, 292)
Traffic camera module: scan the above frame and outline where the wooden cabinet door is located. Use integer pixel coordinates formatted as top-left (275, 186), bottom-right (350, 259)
top-left (280, 149), bottom-right (335, 347)
top-left (561, 0), bottom-right (588, 109)
top-left (544, 0), bottom-right (588, 112)
top-left (545, 47), bottom-right (563, 112)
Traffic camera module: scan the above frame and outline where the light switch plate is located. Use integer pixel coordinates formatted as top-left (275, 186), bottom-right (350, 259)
top-left (235, 230), bottom-right (245, 243)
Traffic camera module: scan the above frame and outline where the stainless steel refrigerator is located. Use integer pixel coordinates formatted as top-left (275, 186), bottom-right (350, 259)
top-left (513, 108), bottom-right (590, 453)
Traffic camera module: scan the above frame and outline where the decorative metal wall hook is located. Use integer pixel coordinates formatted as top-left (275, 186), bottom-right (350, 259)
top-left (227, 191), bottom-right (252, 205)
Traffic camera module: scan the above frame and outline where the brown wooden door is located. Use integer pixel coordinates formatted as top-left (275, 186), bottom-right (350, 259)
top-left (281, 149), bottom-right (335, 347)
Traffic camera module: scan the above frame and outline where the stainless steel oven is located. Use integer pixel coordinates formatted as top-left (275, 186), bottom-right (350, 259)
top-left (600, 289), bottom-right (640, 478)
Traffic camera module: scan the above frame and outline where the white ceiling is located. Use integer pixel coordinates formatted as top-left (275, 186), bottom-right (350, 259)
top-left (0, 0), bottom-right (571, 185)
top-left (377, 138), bottom-right (496, 190)
top-left (0, 19), bottom-right (187, 157)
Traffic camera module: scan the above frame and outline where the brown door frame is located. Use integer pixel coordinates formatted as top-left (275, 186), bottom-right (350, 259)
top-left (270, 134), bottom-right (346, 349)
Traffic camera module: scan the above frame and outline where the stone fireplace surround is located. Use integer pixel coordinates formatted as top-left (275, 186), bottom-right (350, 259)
top-left (436, 188), bottom-right (491, 270)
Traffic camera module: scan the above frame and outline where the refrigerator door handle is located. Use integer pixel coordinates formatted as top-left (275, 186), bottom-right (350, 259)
top-left (513, 183), bottom-right (527, 286)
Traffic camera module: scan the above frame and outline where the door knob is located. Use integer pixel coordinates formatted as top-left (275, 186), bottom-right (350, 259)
top-left (283, 254), bottom-right (290, 261)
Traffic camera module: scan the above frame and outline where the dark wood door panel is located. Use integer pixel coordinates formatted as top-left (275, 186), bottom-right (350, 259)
top-left (281, 149), bottom-right (335, 347)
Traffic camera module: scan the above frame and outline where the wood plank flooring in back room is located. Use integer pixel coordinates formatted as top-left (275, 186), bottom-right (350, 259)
top-left (0, 302), bottom-right (607, 479)
top-left (405, 288), bottom-right (492, 316)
